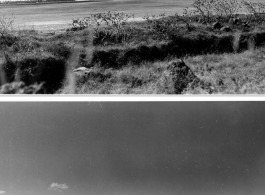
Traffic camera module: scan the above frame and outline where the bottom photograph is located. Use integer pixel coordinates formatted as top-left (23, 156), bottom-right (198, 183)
top-left (1, 102), bottom-right (265, 195)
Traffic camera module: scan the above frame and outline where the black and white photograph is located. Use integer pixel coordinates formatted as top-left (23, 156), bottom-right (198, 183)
top-left (1, 0), bottom-right (265, 94)
top-left (1, 102), bottom-right (265, 195)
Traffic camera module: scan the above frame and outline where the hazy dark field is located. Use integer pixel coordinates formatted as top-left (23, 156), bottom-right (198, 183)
top-left (2, 102), bottom-right (265, 195)
top-left (0, 0), bottom-right (188, 31)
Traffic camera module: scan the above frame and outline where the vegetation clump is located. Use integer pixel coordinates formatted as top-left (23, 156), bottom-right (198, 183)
top-left (1, 27), bottom-right (71, 93)
top-left (0, 81), bottom-right (45, 94)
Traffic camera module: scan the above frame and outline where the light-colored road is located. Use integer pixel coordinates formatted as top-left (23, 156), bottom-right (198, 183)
top-left (0, 0), bottom-right (263, 31)
top-left (0, 0), bottom-right (191, 31)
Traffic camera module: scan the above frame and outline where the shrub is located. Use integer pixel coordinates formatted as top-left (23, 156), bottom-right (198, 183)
top-left (1, 54), bottom-right (16, 83)
top-left (192, 0), bottom-right (216, 23)
top-left (92, 12), bottom-right (133, 35)
top-left (45, 41), bottom-right (71, 58)
top-left (93, 29), bottom-right (130, 45)
top-left (242, 1), bottom-right (265, 23)
top-left (213, 0), bottom-right (241, 22)
top-left (69, 18), bottom-right (89, 31)
top-left (0, 14), bottom-right (16, 49)
top-left (11, 37), bottom-right (41, 53)
top-left (143, 13), bottom-right (179, 40)
top-left (2, 53), bottom-right (67, 93)
top-left (0, 14), bottom-right (14, 38)
top-left (70, 12), bottom-right (134, 44)
top-left (181, 7), bottom-right (199, 25)
top-left (0, 81), bottom-right (45, 94)
top-left (186, 0), bottom-right (241, 23)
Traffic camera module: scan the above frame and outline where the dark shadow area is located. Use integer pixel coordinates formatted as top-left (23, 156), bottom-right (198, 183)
top-left (91, 32), bottom-right (265, 68)
top-left (3, 56), bottom-right (66, 94)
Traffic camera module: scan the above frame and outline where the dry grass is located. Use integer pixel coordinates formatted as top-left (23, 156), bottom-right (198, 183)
top-left (2, 10), bottom-right (265, 94)
top-left (184, 48), bottom-right (265, 94)
top-left (59, 61), bottom-right (175, 94)
top-left (58, 47), bottom-right (265, 94)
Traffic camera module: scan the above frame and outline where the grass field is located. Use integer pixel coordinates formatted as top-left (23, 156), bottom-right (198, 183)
top-left (2, 0), bottom-right (265, 94)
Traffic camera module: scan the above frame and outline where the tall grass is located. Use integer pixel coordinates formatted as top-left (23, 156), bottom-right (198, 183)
top-left (0, 53), bottom-right (7, 86)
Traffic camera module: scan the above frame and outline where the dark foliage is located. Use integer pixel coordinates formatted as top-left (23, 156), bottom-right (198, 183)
top-left (91, 33), bottom-right (236, 68)
top-left (0, 34), bottom-right (18, 48)
top-left (237, 32), bottom-right (265, 52)
top-left (168, 60), bottom-right (200, 94)
top-left (92, 49), bottom-right (120, 68)
top-left (4, 56), bottom-right (66, 94)
top-left (45, 42), bottom-right (71, 58)
top-left (0, 81), bottom-right (46, 94)
top-left (93, 30), bottom-right (130, 46)
top-left (2, 54), bottom-right (16, 83)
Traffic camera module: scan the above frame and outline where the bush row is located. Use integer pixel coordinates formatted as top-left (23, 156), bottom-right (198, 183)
top-left (91, 31), bottom-right (265, 68)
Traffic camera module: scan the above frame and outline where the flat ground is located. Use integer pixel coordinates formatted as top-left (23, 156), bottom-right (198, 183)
top-left (0, 0), bottom-right (191, 31)
top-left (1, 0), bottom-right (263, 31)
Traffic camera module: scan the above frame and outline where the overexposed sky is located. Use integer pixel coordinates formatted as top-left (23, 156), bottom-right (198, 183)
top-left (1, 102), bottom-right (265, 195)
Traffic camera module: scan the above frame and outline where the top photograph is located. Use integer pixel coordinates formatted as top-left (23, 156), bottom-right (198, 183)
top-left (0, 0), bottom-right (265, 94)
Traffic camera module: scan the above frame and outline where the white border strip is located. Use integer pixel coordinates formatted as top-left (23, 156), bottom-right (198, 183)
top-left (0, 96), bottom-right (265, 101)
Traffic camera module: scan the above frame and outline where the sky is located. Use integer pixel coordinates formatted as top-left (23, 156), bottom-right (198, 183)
top-left (1, 102), bottom-right (265, 195)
